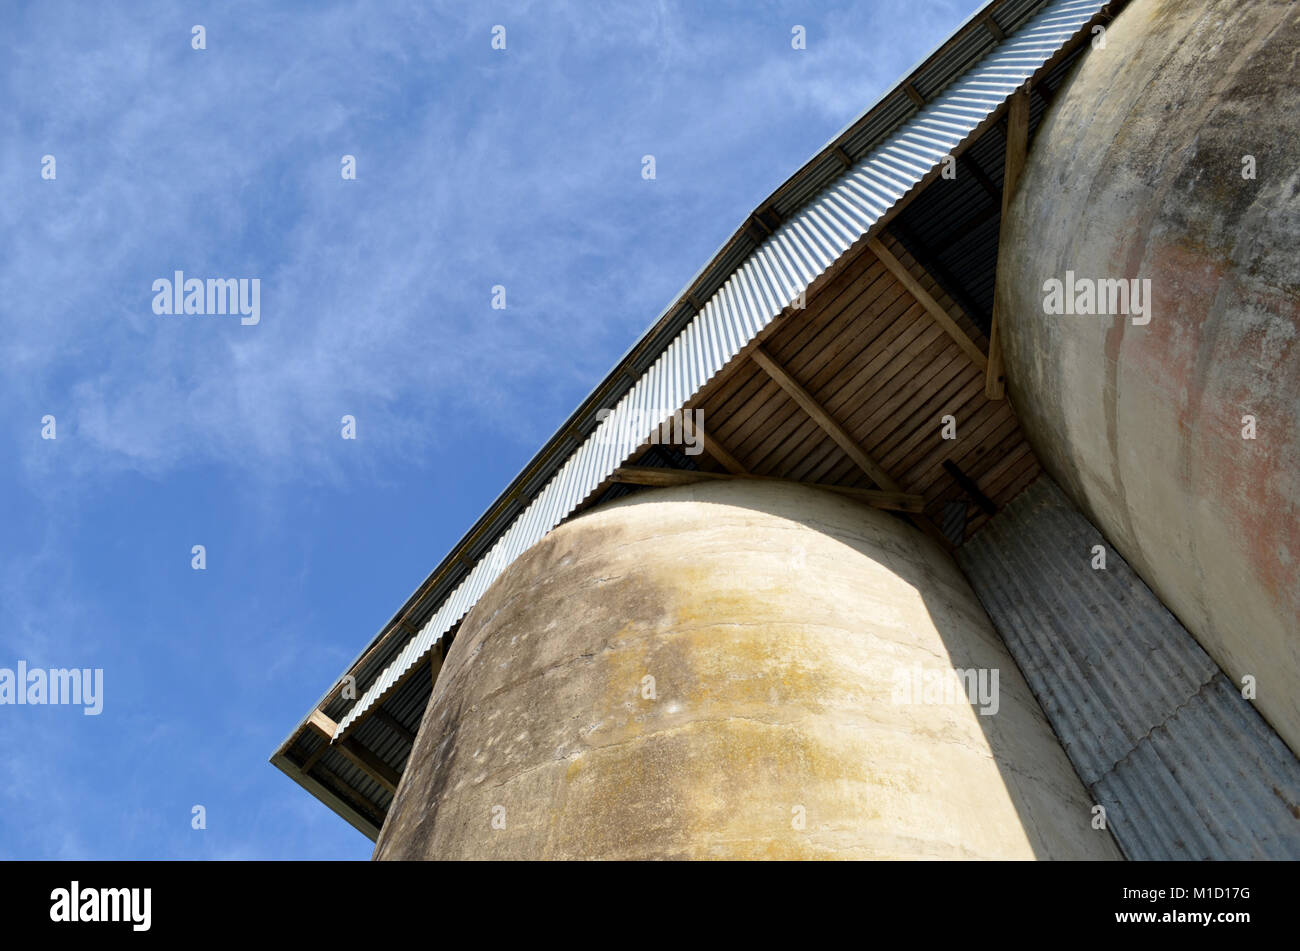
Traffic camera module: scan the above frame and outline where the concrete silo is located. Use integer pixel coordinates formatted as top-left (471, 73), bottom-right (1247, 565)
top-left (374, 481), bottom-right (1120, 860)
top-left (994, 0), bottom-right (1300, 756)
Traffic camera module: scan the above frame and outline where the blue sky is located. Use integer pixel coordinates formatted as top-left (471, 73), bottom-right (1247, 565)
top-left (0, 0), bottom-right (981, 860)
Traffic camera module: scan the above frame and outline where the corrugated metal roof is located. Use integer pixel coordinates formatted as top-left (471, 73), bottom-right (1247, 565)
top-left (959, 476), bottom-right (1300, 859)
top-left (327, 0), bottom-right (1116, 741)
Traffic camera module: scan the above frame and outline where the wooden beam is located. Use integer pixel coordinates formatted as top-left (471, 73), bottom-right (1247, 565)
top-left (750, 346), bottom-right (903, 493)
top-left (700, 431), bottom-right (747, 474)
top-left (338, 738), bottom-right (401, 794)
top-left (610, 466), bottom-right (925, 513)
top-left (888, 220), bottom-right (991, 330)
top-left (958, 153), bottom-right (1001, 204)
top-left (942, 459), bottom-right (998, 516)
top-left (303, 705), bottom-right (402, 794)
top-left (866, 237), bottom-right (987, 371)
top-left (302, 759), bottom-right (388, 836)
top-left (299, 740), bottom-right (331, 776)
top-left (430, 647), bottom-right (444, 692)
top-left (307, 708), bottom-right (337, 742)
top-left (987, 86), bottom-right (1030, 400)
top-left (371, 708), bottom-right (418, 746)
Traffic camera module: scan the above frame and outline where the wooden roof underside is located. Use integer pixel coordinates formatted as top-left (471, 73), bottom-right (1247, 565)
top-left (584, 229), bottom-right (1041, 545)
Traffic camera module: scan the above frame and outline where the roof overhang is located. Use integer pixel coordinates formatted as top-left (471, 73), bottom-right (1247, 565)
top-left (271, 0), bottom-right (1125, 841)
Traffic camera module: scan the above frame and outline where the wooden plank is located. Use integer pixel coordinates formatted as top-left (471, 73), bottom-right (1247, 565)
top-left (307, 708), bottom-right (338, 741)
top-left (764, 294), bottom-right (928, 478)
top-left (903, 404), bottom-right (1017, 490)
top-left (371, 707), bottom-right (418, 747)
top-left (338, 737), bottom-right (401, 795)
top-left (847, 351), bottom-right (971, 457)
top-left (298, 738), bottom-right (331, 776)
top-left (754, 275), bottom-right (915, 472)
top-left (750, 346), bottom-right (903, 493)
top-left (307, 760), bottom-right (389, 832)
top-left (878, 376), bottom-right (988, 474)
top-left (980, 447), bottom-right (1037, 503)
top-left (686, 240), bottom-right (883, 426)
top-left (977, 442), bottom-right (1033, 493)
top-left (867, 236), bottom-right (987, 371)
top-left (770, 257), bottom-right (898, 373)
top-left (611, 467), bottom-right (712, 488)
top-left (926, 424), bottom-right (1026, 499)
top-left (879, 233), bottom-right (988, 347)
top-left (700, 431), bottom-right (747, 474)
top-left (791, 285), bottom-right (922, 415)
top-left (818, 309), bottom-right (947, 425)
top-left (779, 307), bottom-right (937, 481)
top-left (304, 705), bottom-right (401, 795)
top-left (825, 335), bottom-right (974, 471)
top-left (994, 454), bottom-right (1044, 506)
top-left (301, 706), bottom-right (400, 795)
top-left (942, 459), bottom-right (998, 516)
top-left (429, 647), bottom-right (444, 692)
top-left (711, 377), bottom-right (790, 464)
top-left (610, 467), bottom-right (924, 513)
top-left (682, 80), bottom-right (1034, 460)
top-left (987, 85), bottom-right (1030, 400)
top-left (758, 297), bottom-right (925, 477)
top-left (795, 331), bottom-right (971, 486)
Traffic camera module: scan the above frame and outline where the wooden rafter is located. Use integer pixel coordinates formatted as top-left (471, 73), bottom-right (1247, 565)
top-left (888, 221), bottom-right (991, 329)
top-left (942, 459), bottom-right (998, 516)
top-left (867, 237), bottom-right (987, 371)
top-left (430, 647), bottom-right (444, 691)
top-left (371, 708), bottom-right (417, 746)
top-left (337, 738), bottom-right (400, 794)
top-left (306, 759), bottom-right (387, 833)
top-left (700, 431), bottom-right (747, 474)
top-left (750, 346), bottom-right (903, 493)
top-left (304, 707), bottom-right (401, 795)
top-left (986, 86), bottom-right (1030, 400)
top-left (299, 740), bottom-right (331, 776)
top-left (307, 708), bottom-right (337, 742)
top-left (611, 466), bottom-right (924, 513)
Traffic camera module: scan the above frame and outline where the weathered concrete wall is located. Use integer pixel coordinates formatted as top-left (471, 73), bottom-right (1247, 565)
top-left (997, 0), bottom-right (1300, 756)
top-left (375, 480), bottom-right (1120, 860)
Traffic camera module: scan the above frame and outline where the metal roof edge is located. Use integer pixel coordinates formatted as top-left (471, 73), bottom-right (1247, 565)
top-left (270, 753), bottom-right (382, 844)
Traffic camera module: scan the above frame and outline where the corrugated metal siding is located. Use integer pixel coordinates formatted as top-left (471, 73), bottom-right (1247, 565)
top-left (959, 476), bottom-right (1300, 859)
top-left (332, 0), bottom-right (1114, 740)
